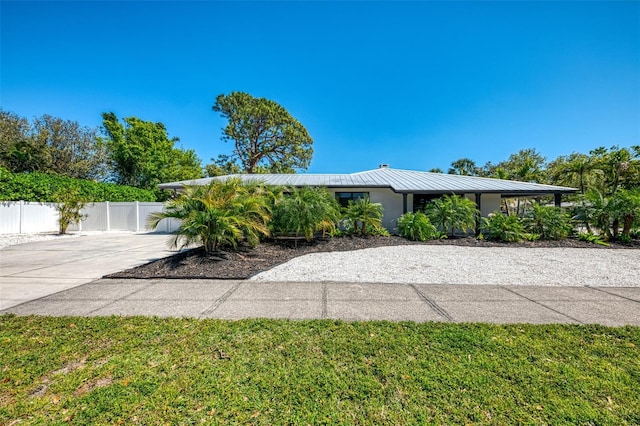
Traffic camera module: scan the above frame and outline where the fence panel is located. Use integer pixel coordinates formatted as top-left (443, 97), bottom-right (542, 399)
top-left (0, 201), bottom-right (178, 234)
top-left (0, 201), bottom-right (22, 233)
top-left (22, 202), bottom-right (58, 233)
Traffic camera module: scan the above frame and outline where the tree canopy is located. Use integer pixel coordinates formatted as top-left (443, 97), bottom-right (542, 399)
top-left (101, 112), bottom-right (203, 190)
top-left (0, 109), bottom-right (108, 180)
top-left (211, 92), bottom-right (313, 174)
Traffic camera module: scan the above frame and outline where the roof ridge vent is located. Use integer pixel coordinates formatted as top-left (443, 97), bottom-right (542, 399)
top-left (379, 164), bottom-right (390, 169)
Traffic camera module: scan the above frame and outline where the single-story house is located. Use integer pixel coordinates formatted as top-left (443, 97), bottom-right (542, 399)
top-left (159, 165), bottom-right (577, 231)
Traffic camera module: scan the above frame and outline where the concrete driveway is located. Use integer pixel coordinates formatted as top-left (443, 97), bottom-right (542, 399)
top-left (0, 233), bottom-right (178, 310)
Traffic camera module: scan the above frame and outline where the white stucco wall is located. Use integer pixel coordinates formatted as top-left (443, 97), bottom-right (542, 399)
top-left (331, 190), bottom-right (503, 233)
top-left (330, 188), bottom-right (404, 231)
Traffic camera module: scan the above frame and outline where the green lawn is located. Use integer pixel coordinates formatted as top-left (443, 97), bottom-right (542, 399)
top-left (1, 315), bottom-right (638, 425)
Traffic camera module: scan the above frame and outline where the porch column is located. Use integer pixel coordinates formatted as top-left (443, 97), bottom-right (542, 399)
top-left (554, 193), bottom-right (562, 208)
top-left (475, 193), bottom-right (482, 236)
top-left (402, 193), bottom-right (408, 214)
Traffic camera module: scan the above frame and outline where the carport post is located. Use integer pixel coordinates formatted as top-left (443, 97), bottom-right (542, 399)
top-left (105, 201), bottom-right (110, 231)
top-left (135, 201), bottom-right (140, 232)
top-left (475, 193), bottom-right (481, 236)
top-left (554, 193), bottom-right (562, 208)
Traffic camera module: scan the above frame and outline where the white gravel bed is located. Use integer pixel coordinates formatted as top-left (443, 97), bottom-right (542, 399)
top-left (251, 245), bottom-right (640, 287)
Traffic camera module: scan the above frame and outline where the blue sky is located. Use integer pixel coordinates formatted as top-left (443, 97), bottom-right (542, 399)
top-left (1, 1), bottom-right (638, 174)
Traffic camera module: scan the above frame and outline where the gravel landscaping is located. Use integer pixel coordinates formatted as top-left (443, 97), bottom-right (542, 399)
top-left (251, 245), bottom-right (640, 287)
top-left (108, 236), bottom-right (639, 286)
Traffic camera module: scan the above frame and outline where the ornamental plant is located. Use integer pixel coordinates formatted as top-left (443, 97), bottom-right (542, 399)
top-left (397, 211), bottom-right (442, 241)
top-left (53, 188), bottom-right (88, 234)
top-left (523, 204), bottom-right (574, 240)
top-left (342, 197), bottom-right (385, 236)
top-left (481, 212), bottom-right (528, 242)
top-left (425, 194), bottom-right (478, 237)
top-left (148, 178), bottom-right (271, 253)
top-left (270, 187), bottom-right (340, 241)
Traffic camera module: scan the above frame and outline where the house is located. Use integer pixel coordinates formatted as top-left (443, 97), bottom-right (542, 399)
top-left (159, 165), bottom-right (577, 231)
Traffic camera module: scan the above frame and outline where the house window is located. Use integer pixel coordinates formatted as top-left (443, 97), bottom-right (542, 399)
top-left (335, 192), bottom-right (369, 208)
top-left (413, 194), bottom-right (442, 212)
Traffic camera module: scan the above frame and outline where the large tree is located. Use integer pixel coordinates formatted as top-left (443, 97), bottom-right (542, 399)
top-left (448, 158), bottom-right (479, 176)
top-left (0, 110), bottom-right (107, 179)
top-left (102, 112), bottom-right (202, 189)
top-left (33, 115), bottom-right (109, 180)
top-left (211, 92), bottom-right (313, 174)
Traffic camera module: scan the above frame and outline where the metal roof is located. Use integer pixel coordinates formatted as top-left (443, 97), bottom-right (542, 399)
top-left (159, 167), bottom-right (577, 195)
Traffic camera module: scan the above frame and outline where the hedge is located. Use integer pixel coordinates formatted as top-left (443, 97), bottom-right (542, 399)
top-left (0, 168), bottom-right (158, 202)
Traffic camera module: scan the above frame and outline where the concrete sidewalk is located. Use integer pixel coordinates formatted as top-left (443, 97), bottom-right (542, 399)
top-left (3, 279), bottom-right (639, 326)
top-left (0, 233), bottom-right (178, 310)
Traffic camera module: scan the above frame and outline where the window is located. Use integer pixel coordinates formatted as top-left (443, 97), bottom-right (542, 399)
top-left (335, 192), bottom-right (369, 208)
top-left (413, 194), bottom-right (442, 212)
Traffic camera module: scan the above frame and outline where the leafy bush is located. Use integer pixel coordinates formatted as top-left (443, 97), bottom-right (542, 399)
top-left (523, 204), bottom-right (574, 240)
top-left (0, 167), bottom-right (157, 202)
top-left (397, 212), bottom-right (442, 241)
top-left (270, 187), bottom-right (340, 241)
top-left (577, 232), bottom-right (609, 246)
top-left (425, 194), bottom-right (478, 237)
top-left (575, 189), bottom-right (640, 241)
top-left (342, 197), bottom-right (385, 236)
top-left (147, 178), bottom-right (271, 253)
top-left (52, 189), bottom-right (87, 234)
top-left (481, 213), bottom-right (528, 242)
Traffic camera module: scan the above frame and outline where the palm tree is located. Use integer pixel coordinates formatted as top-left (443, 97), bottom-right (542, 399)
top-left (271, 187), bottom-right (340, 241)
top-left (557, 154), bottom-right (597, 194)
top-left (148, 178), bottom-right (271, 253)
top-left (448, 158), bottom-right (479, 176)
top-left (343, 197), bottom-right (384, 236)
top-left (425, 194), bottom-right (478, 237)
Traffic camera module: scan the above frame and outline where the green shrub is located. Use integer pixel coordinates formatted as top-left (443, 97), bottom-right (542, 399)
top-left (52, 189), bottom-right (88, 234)
top-left (523, 204), bottom-right (574, 240)
top-left (577, 232), bottom-right (610, 246)
top-left (342, 197), bottom-right (385, 236)
top-left (425, 194), bottom-right (478, 237)
top-left (397, 212), bottom-right (442, 241)
top-left (147, 178), bottom-right (271, 253)
top-left (270, 187), bottom-right (340, 241)
top-left (0, 167), bottom-right (157, 202)
top-left (481, 212), bottom-right (528, 242)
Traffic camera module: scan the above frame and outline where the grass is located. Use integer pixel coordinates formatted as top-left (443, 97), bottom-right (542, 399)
top-left (1, 315), bottom-right (638, 425)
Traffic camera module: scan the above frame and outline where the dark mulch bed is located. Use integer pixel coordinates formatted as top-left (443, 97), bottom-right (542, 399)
top-left (106, 235), bottom-right (639, 280)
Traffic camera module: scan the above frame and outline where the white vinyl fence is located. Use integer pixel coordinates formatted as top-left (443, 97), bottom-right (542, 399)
top-left (0, 201), bottom-right (180, 234)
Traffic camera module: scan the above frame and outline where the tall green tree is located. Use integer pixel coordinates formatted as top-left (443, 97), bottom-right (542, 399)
top-left (548, 153), bottom-right (597, 194)
top-left (0, 110), bottom-right (107, 179)
top-left (211, 92), bottom-right (314, 174)
top-left (102, 112), bottom-right (203, 190)
top-left (33, 115), bottom-right (109, 180)
top-left (0, 109), bottom-right (45, 173)
top-left (589, 145), bottom-right (640, 195)
top-left (448, 158), bottom-right (479, 176)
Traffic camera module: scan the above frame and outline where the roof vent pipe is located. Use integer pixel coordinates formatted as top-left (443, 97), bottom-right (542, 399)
top-left (379, 164), bottom-right (389, 169)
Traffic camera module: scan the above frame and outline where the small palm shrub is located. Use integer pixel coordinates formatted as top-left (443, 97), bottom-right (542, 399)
top-left (53, 188), bottom-right (88, 234)
top-left (425, 194), bottom-right (478, 237)
top-left (270, 187), bottom-right (340, 241)
top-left (148, 178), bottom-right (271, 253)
top-left (397, 212), bottom-right (442, 241)
top-left (481, 212), bottom-right (528, 242)
top-left (342, 197), bottom-right (385, 236)
top-left (523, 204), bottom-right (574, 240)
top-left (574, 189), bottom-right (640, 241)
